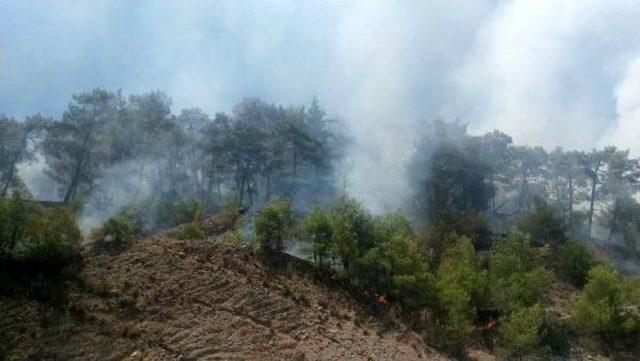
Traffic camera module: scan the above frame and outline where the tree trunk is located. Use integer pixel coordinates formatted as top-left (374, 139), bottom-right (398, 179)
top-left (63, 129), bottom-right (93, 204)
top-left (608, 198), bottom-right (618, 243)
top-left (568, 176), bottom-right (574, 229)
top-left (1, 167), bottom-right (14, 197)
top-left (518, 170), bottom-right (528, 213)
top-left (248, 180), bottom-right (254, 207)
top-left (555, 174), bottom-right (562, 209)
top-left (588, 176), bottom-right (597, 237)
top-left (490, 173), bottom-right (496, 214)
top-left (264, 172), bottom-right (272, 203)
top-left (1, 132), bottom-right (29, 197)
top-left (293, 147), bottom-right (298, 176)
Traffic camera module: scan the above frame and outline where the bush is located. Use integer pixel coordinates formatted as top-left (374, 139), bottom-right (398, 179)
top-left (424, 211), bottom-right (491, 264)
top-left (498, 304), bottom-right (550, 359)
top-left (104, 197), bottom-right (205, 235)
top-left (436, 236), bottom-right (487, 342)
top-left (554, 240), bottom-right (594, 287)
top-left (301, 207), bottom-right (333, 264)
top-left (0, 193), bottom-right (82, 261)
top-left (571, 265), bottom-right (638, 343)
top-left (93, 215), bottom-right (135, 244)
top-left (541, 312), bottom-right (572, 357)
top-left (352, 212), bottom-right (436, 312)
top-left (518, 201), bottom-right (567, 247)
top-left (175, 222), bottom-right (205, 240)
top-left (220, 230), bottom-right (244, 246)
top-left (489, 233), bottom-right (551, 312)
top-left (255, 199), bottom-right (294, 253)
top-left (152, 197), bottom-right (203, 229)
top-left (329, 195), bottom-right (377, 270)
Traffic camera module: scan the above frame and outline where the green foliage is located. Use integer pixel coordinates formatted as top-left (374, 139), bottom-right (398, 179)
top-left (329, 195), bottom-right (376, 269)
top-left (554, 240), bottom-right (594, 287)
top-left (571, 265), bottom-right (638, 342)
top-left (518, 201), bottom-right (568, 246)
top-left (43, 89), bottom-right (124, 203)
top-left (301, 207), bottom-right (333, 263)
top-left (436, 236), bottom-right (487, 341)
top-left (0, 192), bottom-right (81, 261)
top-left (113, 197), bottom-right (203, 234)
top-left (220, 229), bottom-right (244, 246)
top-left (497, 304), bottom-right (550, 359)
top-left (360, 213), bottom-right (436, 311)
top-left (540, 312), bottom-right (572, 357)
top-left (489, 233), bottom-right (551, 312)
top-left (93, 215), bottom-right (135, 244)
top-left (154, 198), bottom-right (203, 228)
top-left (409, 121), bottom-right (494, 224)
top-left (175, 222), bottom-right (205, 240)
top-left (255, 199), bottom-right (294, 253)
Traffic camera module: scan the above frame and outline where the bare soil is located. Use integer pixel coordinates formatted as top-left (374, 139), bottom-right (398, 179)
top-left (1, 236), bottom-right (448, 360)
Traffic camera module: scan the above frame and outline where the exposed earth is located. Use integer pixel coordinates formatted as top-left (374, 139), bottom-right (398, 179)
top-left (1, 231), bottom-right (448, 360)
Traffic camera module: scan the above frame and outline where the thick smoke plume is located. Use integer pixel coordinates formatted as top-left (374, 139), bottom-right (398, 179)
top-left (3, 1), bottom-right (640, 213)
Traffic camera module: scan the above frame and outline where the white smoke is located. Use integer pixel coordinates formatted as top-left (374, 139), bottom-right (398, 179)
top-left (4, 1), bottom-right (640, 214)
top-left (600, 54), bottom-right (640, 156)
top-left (454, 0), bottom-right (640, 149)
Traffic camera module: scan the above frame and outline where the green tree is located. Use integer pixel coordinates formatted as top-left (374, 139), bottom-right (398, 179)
top-left (436, 236), bottom-right (487, 341)
top-left (518, 200), bottom-right (568, 246)
top-left (43, 89), bottom-right (124, 203)
top-left (599, 148), bottom-right (640, 244)
top-left (554, 240), bottom-right (594, 287)
top-left (355, 212), bottom-right (435, 311)
top-left (489, 233), bottom-right (551, 312)
top-left (497, 304), bottom-right (549, 359)
top-left (571, 265), bottom-right (638, 342)
top-left (301, 207), bottom-right (333, 264)
top-left (0, 192), bottom-right (81, 260)
top-left (329, 195), bottom-right (376, 270)
top-left (582, 148), bottom-right (609, 237)
top-left (255, 199), bottom-right (294, 253)
top-left (0, 115), bottom-right (50, 197)
top-left (512, 146), bottom-right (549, 214)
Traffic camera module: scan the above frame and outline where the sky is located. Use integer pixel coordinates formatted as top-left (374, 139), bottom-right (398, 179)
top-left (2, 0), bottom-right (640, 212)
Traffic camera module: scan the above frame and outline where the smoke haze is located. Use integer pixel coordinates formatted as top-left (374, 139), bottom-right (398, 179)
top-left (3, 0), bottom-right (640, 213)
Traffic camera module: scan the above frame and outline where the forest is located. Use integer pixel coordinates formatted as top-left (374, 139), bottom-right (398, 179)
top-left (2, 88), bottom-right (640, 358)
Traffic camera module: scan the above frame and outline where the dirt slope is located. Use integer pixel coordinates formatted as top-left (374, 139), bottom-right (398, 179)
top-left (1, 238), bottom-right (447, 360)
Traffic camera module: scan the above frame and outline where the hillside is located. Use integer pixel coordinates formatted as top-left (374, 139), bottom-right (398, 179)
top-left (1, 236), bottom-right (448, 360)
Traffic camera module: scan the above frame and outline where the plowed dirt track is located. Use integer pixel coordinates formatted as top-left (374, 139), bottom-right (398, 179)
top-left (1, 238), bottom-right (447, 360)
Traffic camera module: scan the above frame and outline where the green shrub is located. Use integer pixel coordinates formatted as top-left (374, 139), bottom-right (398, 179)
top-left (436, 236), bottom-right (487, 342)
top-left (518, 201), bottom-right (567, 246)
top-left (175, 222), bottom-right (205, 240)
top-left (0, 192), bottom-right (82, 261)
top-left (301, 207), bottom-right (333, 264)
top-left (220, 230), bottom-right (244, 246)
top-left (498, 304), bottom-right (550, 359)
top-left (382, 231), bottom-right (435, 311)
top-left (571, 265), bottom-right (638, 343)
top-left (94, 215), bottom-right (135, 244)
top-left (555, 240), bottom-right (594, 287)
top-left (153, 197), bottom-right (203, 229)
top-left (255, 199), bottom-right (294, 253)
top-left (351, 212), bottom-right (436, 312)
top-left (112, 196), bottom-right (204, 233)
top-left (489, 233), bottom-right (551, 312)
top-left (329, 195), bottom-right (376, 270)
top-left (541, 312), bottom-right (572, 357)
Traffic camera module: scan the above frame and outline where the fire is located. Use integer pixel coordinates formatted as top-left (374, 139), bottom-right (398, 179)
top-left (376, 295), bottom-right (388, 304)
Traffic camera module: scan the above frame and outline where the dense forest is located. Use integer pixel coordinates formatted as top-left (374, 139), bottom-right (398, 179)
top-left (2, 89), bottom-right (640, 358)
